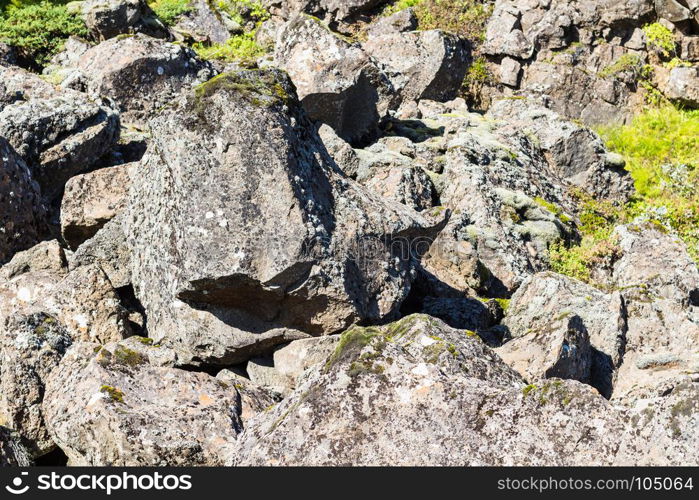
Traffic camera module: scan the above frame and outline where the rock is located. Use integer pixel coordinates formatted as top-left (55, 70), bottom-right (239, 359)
top-left (234, 315), bottom-right (627, 465)
top-left (355, 144), bottom-right (436, 211)
top-left (362, 30), bottom-right (470, 112)
top-left (0, 242), bottom-right (131, 456)
top-left (615, 378), bottom-right (699, 465)
top-left (171, 0), bottom-right (234, 44)
top-left (266, 0), bottom-right (390, 25)
top-left (496, 314), bottom-right (593, 384)
top-left (126, 69), bottom-right (444, 367)
top-left (488, 98), bottom-right (634, 201)
top-left (216, 369), bottom-right (278, 423)
top-left (0, 66), bottom-right (120, 202)
top-left (656, 0), bottom-right (693, 23)
top-left (274, 15), bottom-right (393, 145)
top-left (0, 43), bottom-right (18, 67)
top-left (601, 224), bottom-right (699, 399)
top-left (661, 66), bottom-right (699, 109)
top-left (61, 163), bottom-right (133, 250)
top-left (499, 56), bottom-right (522, 87)
top-left (43, 341), bottom-right (243, 466)
top-left (82, 0), bottom-right (146, 40)
top-left (679, 36), bottom-right (699, 61)
top-left (503, 272), bottom-right (627, 398)
top-left (0, 137), bottom-right (46, 265)
top-left (419, 296), bottom-right (500, 335)
top-left (0, 427), bottom-right (33, 466)
top-left (366, 7), bottom-right (418, 38)
top-left (317, 123), bottom-right (360, 177)
top-left (77, 34), bottom-right (214, 127)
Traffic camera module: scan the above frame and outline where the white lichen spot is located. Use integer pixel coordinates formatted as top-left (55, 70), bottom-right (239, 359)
top-left (411, 363), bottom-right (430, 377)
top-left (419, 335), bottom-right (437, 347)
top-left (205, 211), bottom-right (215, 219)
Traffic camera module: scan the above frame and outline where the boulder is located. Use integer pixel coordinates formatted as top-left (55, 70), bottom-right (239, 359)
top-left (362, 30), bottom-right (470, 112)
top-left (216, 369), bottom-right (278, 423)
top-left (265, 0), bottom-right (390, 25)
top-left (503, 273), bottom-right (627, 397)
top-left (366, 7), bottom-right (418, 38)
top-left (171, 0), bottom-right (235, 43)
top-left (234, 315), bottom-right (627, 465)
top-left (77, 34), bottom-right (214, 126)
top-left (0, 66), bottom-right (119, 201)
top-left (496, 313), bottom-right (593, 384)
top-left (126, 69), bottom-right (444, 367)
top-left (43, 341), bottom-right (243, 466)
top-left (488, 98), bottom-right (634, 201)
top-left (274, 15), bottom-right (393, 144)
top-left (0, 138), bottom-right (46, 265)
top-left (0, 242), bottom-right (131, 456)
top-left (82, 0), bottom-right (147, 40)
top-left (0, 427), bottom-right (32, 466)
top-left (661, 65), bottom-right (699, 109)
top-left (61, 163), bottom-right (133, 250)
top-left (317, 123), bottom-right (360, 177)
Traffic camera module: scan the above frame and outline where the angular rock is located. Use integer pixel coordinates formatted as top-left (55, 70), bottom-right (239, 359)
top-left (216, 369), bottom-right (278, 423)
top-left (171, 0), bottom-right (235, 44)
top-left (0, 137), bottom-right (46, 265)
top-left (317, 123), bottom-right (360, 177)
top-left (82, 0), bottom-right (146, 40)
top-left (61, 163), bottom-right (133, 250)
top-left (488, 98), bottom-right (634, 201)
top-left (496, 314), bottom-right (593, 384)
top-left (77, 34), bottom-right (214, 126)
top-left (362, 30), bottom-right (470, 112)
top-left (661, 65), bottom-right (699, 109)
top-left (234, 315), bottom-right (627, 465)
top-left (265, 0), bottom-right (390, 25)
top-left (126, 69), bottom-right (444, 367)
top-left (366, 7), bottom-right (418, 38)
top-left (0, 66), bottom-right (119, 201)
top-left (503, 272), bottom-right (627, 397)
top-left (43, 342), bottom-right (243, 466)
top-left (0, 427), bottom-right (32, 466)
top-left (274, 15), bottom-right (393, 144)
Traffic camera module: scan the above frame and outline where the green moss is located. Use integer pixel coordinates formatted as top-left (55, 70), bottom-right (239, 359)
top-left (193, 70), bottom-right (290, 116)
top-left (113, 345), bottom-right (146, 367)
top-left (598, 54), bottom-right (650, 80)
top-left (147, 0), bottom-right (191, 26)
top-left (324, 325), bottom-right (381, 370)
top-left (522, 384), bottom-right (538, 397)
top-left (215, 0), bottom-right (269, 26)
top-left (494, 298), bottom-right (510, 312)
top-left (0, 0), bottom-right (88, 65)
top-left (100, 385), bottom-right (125, 404)
top-left (192, 32), bottom-right (266, 66)
top-left (135, 337), bottom-right (154, 345)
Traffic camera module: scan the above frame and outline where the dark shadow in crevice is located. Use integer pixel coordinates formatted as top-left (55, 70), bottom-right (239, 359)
top-left (35, 446), bottom-right (68, 466)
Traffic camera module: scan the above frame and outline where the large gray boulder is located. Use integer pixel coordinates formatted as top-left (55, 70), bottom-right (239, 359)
top-left (0, 138), bottom-right (46, 265)
top-left (82, 0), bottom-right (147, 40)
top-left (77, 34), bottom-right (214, 127)
top-left (488, 98), bottom-right (634, 201)
top-left (126, 69), bottom-right (444, 367)
top-left (274, 15), bottom-right (393, 144)
top-left (660, 65), bottom-right (699, 109)
top-left (0, 66), bottom-right (119, 202)
top-left (43, 341), bottom-right (243, 466)
top-left (503, 272), bottom-right (627, 397)
top-left (234, 315), bottom-right (627, 465)
top-left (362, 30), bottom-right (471, 113)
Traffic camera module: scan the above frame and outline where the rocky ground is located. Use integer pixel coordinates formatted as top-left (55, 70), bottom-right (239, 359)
top-left (0, 0), bottom-right (697, 466)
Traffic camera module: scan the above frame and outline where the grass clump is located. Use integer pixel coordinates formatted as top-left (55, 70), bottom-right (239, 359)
top-left (216, 0), bottom-right (269, 26)
top-left (0, 0), bottom-right (87, 65)
top-left (192, 32), bottom-right (265, 65)
top-left (100, 385), bottom-right (125, 404)
top-left (147, 0), bottom-right (191, 26)
top-left (384, 0), bottom-right (492, 42)
top-left (643, 22), bottom-right (676, 58)
top-left (598, 53), bottom-right (651, 80)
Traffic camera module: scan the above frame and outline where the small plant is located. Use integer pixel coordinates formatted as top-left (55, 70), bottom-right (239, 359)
top-left (216, 0), bottom-right (269, 25)
top-left (192, 32), bottom-right (265, 66)
top-left (0, 0), bottom-right (87, 65)
top-left (147, 0), bottom-right (191, 26)
top-left (643, 22), bottom-right (676, 58)
top-left (100, 385), bottom-right (125, 404)
top-left (598, 54), bottom-right (650, 80)
top-left (385, 0), bottom-right (492, 42)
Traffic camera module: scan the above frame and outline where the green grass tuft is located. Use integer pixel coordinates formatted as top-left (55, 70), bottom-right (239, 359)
top-left (147, 0), bottom-right (191, 26)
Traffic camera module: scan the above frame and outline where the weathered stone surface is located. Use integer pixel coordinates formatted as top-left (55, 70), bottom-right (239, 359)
top-left (366, 7), bottom-right (417, 38)
top-left (265, 0), bottom-right (390, 24)
top-left (234, 315), bottom-right (627, 466)
top-left (126, 69), bottom-right (444, 367)
top-left (0, 427), bottom-right (32, 466)
top-left (503, 272), bottom-right (627, 397)
top-left (660, 65), bottom-right (699, 109)
top-left (82, 0), bottom-right (146, 40)
top-left (61, 163), bottom-right (133, 250)
top-left (43, 341), bottom-right (243, 466)
top-left (0, 66), bottom-right (119, 201)
top-left (362, 30), bottom-right (470, 112)
top-left (317, 123), bottom-right (360, 177)
top-left (274, 15), bottom-right (393, 144)
top-left (216, 369), bottom-right (278, 423)
top-left (77, 34), bottom-right (213, 126)
top-left (0, 138), bottom-right (46, 265)
top-left (488, 98), bottom-right (634, 201)
top-left (171, 0), bottom-right (235, 44)
top-left (497, 313), bottom-right (593, 384)
top-left (0, 242), bottom-right (130, 456)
